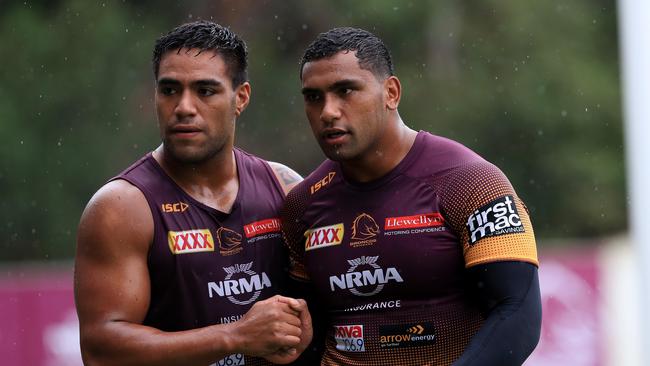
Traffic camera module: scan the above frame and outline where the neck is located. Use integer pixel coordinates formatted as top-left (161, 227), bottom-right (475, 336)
top-left (341, 117), bottom-right (417, 183)
top-left (153, 145), bottom-right (239, 212)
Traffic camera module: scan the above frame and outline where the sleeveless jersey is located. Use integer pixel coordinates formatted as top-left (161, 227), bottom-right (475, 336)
top-left (114, 148), bottom-right (287, 366)
top-left (281, 131), bottom-right (538, 366)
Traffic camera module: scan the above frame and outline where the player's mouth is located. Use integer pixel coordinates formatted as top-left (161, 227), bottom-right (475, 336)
top-left (169, 125), bottom-right (202, 139)
top-left (321, 128), bottom-right (349, 145)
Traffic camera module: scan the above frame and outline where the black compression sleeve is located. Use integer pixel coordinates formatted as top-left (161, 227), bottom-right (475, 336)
top-left (453, 261), bottom-right (542, 366)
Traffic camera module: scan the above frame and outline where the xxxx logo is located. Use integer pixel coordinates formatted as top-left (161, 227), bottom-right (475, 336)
top-left (168, 229), bottom-right (214, 254)
top-left (304, 223), bottom-right (344, 251)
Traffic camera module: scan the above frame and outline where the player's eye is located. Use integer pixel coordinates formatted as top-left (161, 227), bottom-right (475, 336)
top-left (304, 92), bottom-right (322, 103)
top-left (198, 88), bottom-right (216, 97)
top-left (159, 86), bottom-right (177, 96)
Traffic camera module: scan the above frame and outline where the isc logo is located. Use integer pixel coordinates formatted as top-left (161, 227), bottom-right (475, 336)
top-left (304, 223), bottom-right (344, 251)
top-left (310, 172), bottom-right (336, 194)
top-left (161, 202), bottom-right (189, 213)
top-left (168, 229), bottom-right (214, 254)
top-left (466, 195), bottom-right (524, 244)
top-left (334, 325), bottom-right (365, 352)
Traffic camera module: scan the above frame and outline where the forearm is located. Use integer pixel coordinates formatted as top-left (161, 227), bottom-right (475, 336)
top-left (80, 321), bottom-right (238, 366)
top-left (453, 262), bottom-right (542, 366)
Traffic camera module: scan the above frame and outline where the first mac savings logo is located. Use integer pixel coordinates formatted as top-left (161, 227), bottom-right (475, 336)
top-left (466, 195), bottom-right (524, 244)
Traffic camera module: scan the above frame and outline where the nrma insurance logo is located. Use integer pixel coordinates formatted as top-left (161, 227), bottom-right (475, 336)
top-left (466, 195), bottom-right (524, 244)
top-left (329, 256), bottom-right (403, 297)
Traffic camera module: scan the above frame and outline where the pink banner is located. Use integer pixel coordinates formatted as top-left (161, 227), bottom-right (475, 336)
top-left (0, 246), bottom-right (605, 366)
top-left (0, 267), bottom-right (82, 366)
top-left (526, 248), bottom-right (603, 365)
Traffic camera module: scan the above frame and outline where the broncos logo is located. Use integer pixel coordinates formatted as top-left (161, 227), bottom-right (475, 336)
top-left (351, 213), bottom-right (379, 240)
top-left (217, 227), bottom-right (243, 252)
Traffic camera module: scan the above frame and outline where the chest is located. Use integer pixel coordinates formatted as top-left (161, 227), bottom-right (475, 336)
top-left (148, 194), bottom-right (288, 311)
top-left (301, 178), bottom-right (466, 308)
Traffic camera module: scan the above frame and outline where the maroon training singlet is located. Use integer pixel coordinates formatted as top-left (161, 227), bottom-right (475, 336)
top-left (113, 148), bottom-right (288, 366)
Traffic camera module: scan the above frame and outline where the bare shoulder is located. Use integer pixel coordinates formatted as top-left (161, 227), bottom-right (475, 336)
top-left (268, 161), bottom-right (303, 196)
top-left (75, 179), bottom-right (155, 341)
top-left (76, 179), bottom-right (153, 261)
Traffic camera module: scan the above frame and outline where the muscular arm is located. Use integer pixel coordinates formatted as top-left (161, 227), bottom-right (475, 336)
top-left (269, 161), bottom-right (303, 196)
top-left (74, 180), bottom-right (306, 366)
top-left (452, 261), bottom-right (542, 366)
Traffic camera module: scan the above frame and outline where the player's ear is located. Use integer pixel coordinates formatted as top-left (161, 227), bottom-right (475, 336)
top-left (235, 82), bottom-right (251, 116)
top-left (384, 76), bottom-right (401, 110)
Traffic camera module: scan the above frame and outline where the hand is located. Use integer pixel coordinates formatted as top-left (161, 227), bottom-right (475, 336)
top-left (230, 295), bottom-right (303, 358)
top-left (264, 298), bottom-right (313, 364)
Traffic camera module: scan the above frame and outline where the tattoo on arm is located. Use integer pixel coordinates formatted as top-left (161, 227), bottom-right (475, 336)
top-left (278, 166), bottom-right (301, 185)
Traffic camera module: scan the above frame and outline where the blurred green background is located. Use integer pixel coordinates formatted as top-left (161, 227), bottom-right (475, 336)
top-left (0, 0), bottom-right (624, 262)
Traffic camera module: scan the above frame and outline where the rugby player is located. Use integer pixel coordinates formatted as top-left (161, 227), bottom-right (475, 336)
top-left (74, 21), bottom-right (312, 366)
top-left (281, 27), bottom-right (541, 365)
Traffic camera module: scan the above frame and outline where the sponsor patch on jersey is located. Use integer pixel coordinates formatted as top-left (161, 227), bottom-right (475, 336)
top-left (243, 218), bottom-right (281, 239)
top-left (217, 227), bottom-right (243, 256)
top-left (304, 223), bottom-right (344, 251)
top-left (207, 262), bottom-right (272, 306)
top-left (211, 353), bottom-right (245, 366)
top-left (334, 324), bottom-right (365, 352)
top-left (310, 171), bottom-right (336, 194)
top-left (329, 256), bottom-right (403, 296)
top-left (350, 213), bottom-right (379, 247)
top-left (466, 195), bottom-right (525, 244)
top-left (344, 299), bottom-right (402, 312)
top-left (384, 213), bottom-right (445, 230)
top-left (161, 202), bottom-right (189, 213)
top-left (379, 322), bottom-right (436, 349)
top-left (167, 229), bottom-right (214, 254)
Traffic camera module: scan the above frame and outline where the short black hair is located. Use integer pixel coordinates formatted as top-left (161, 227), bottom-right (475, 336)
top-left (152, 20), bottom-right (248, 88)
top-left (300, 27), bottom-right (394, 80)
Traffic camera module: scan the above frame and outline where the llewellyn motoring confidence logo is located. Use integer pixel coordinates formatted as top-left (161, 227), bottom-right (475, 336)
top-left (466, 195), bottom-right (524, 244)
top-left (384, 212), bottom-right (446, 236)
